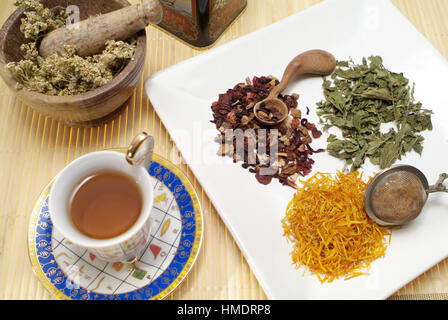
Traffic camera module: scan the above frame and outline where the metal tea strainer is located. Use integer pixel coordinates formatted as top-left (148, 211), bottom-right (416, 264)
top-left (364, 165), bottom-right (448, 226)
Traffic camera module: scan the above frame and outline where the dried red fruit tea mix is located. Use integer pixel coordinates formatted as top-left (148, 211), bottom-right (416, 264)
top-left (210, 75), bottom-right (324, 187)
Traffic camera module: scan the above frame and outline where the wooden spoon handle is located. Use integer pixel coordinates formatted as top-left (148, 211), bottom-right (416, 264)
top-left (268, 49), bottom-right (336, 99)
top-left (39, 0), bottom-right (163, 58)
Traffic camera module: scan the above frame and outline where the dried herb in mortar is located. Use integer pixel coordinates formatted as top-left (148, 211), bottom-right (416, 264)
top-left (316, 56), bottom-right (432, 171)
top-left (13, 0), bottom-right (67, 41)
top-left (6, 0), bottom-right (137, 96)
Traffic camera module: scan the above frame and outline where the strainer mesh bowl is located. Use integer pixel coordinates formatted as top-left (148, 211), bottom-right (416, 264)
top-left (367, 170), bottom-right (428, 225)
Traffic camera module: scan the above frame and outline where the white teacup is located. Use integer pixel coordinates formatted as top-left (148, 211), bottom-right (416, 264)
top-left (49, 133), bottom-right (155, 263)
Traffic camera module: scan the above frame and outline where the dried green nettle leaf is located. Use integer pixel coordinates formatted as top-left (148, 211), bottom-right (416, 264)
top-left (317, 56), bottom-right (432, 171)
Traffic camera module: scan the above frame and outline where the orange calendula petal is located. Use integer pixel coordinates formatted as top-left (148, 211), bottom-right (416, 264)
top-left (282, 171), bottom-right (391, 283)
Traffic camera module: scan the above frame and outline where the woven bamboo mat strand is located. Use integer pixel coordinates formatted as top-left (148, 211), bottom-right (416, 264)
top-left (0, 0), bottom-right (447, 300)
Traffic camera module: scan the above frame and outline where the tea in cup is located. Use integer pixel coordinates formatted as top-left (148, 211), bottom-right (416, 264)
top-left (49, 132), bottom-right (155, 262)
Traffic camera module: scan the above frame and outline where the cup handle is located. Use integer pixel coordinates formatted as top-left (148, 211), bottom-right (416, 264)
top-left (126, 132), bottom-right (155, 172)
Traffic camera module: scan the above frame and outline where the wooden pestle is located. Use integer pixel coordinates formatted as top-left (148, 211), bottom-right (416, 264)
top-left (39, 0), bottom-right (163, 58)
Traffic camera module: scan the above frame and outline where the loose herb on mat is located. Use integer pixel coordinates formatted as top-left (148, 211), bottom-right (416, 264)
top-left (316, 56), bottom-right (433, 171)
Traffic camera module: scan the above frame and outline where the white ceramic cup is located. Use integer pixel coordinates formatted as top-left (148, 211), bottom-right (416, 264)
top-left (49, 150), bottom-right (154, 263)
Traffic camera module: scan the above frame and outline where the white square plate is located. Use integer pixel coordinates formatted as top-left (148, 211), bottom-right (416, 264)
top-left (145, 0), bottom-right (448, 299)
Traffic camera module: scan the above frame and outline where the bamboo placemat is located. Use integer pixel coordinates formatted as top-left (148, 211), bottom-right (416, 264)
top-left (0, 0), bottom-right (447, 300)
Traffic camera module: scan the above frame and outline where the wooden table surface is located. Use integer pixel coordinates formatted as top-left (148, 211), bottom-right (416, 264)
top-left (1, 0), bottom-right (448, 300)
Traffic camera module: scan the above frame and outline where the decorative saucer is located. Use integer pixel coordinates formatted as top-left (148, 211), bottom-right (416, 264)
top-left (28, 152), bottom-right (203, 300)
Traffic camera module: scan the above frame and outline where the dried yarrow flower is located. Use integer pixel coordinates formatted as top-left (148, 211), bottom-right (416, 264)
top-left (7, 40), bottom-right (136, 95)
top-left (14, 0), bottom-right (67, 41)
top-left (7, 0), bottom-right (137, 96)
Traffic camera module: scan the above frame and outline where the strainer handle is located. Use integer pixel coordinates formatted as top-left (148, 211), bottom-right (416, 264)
top-left (427, 173), bottom-right (448, 193)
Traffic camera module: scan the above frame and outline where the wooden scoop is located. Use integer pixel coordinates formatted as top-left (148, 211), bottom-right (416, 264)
top-left (39, 0), bottom-right (163, 58)
top-left (254, 49), bottom-right (336, 126)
